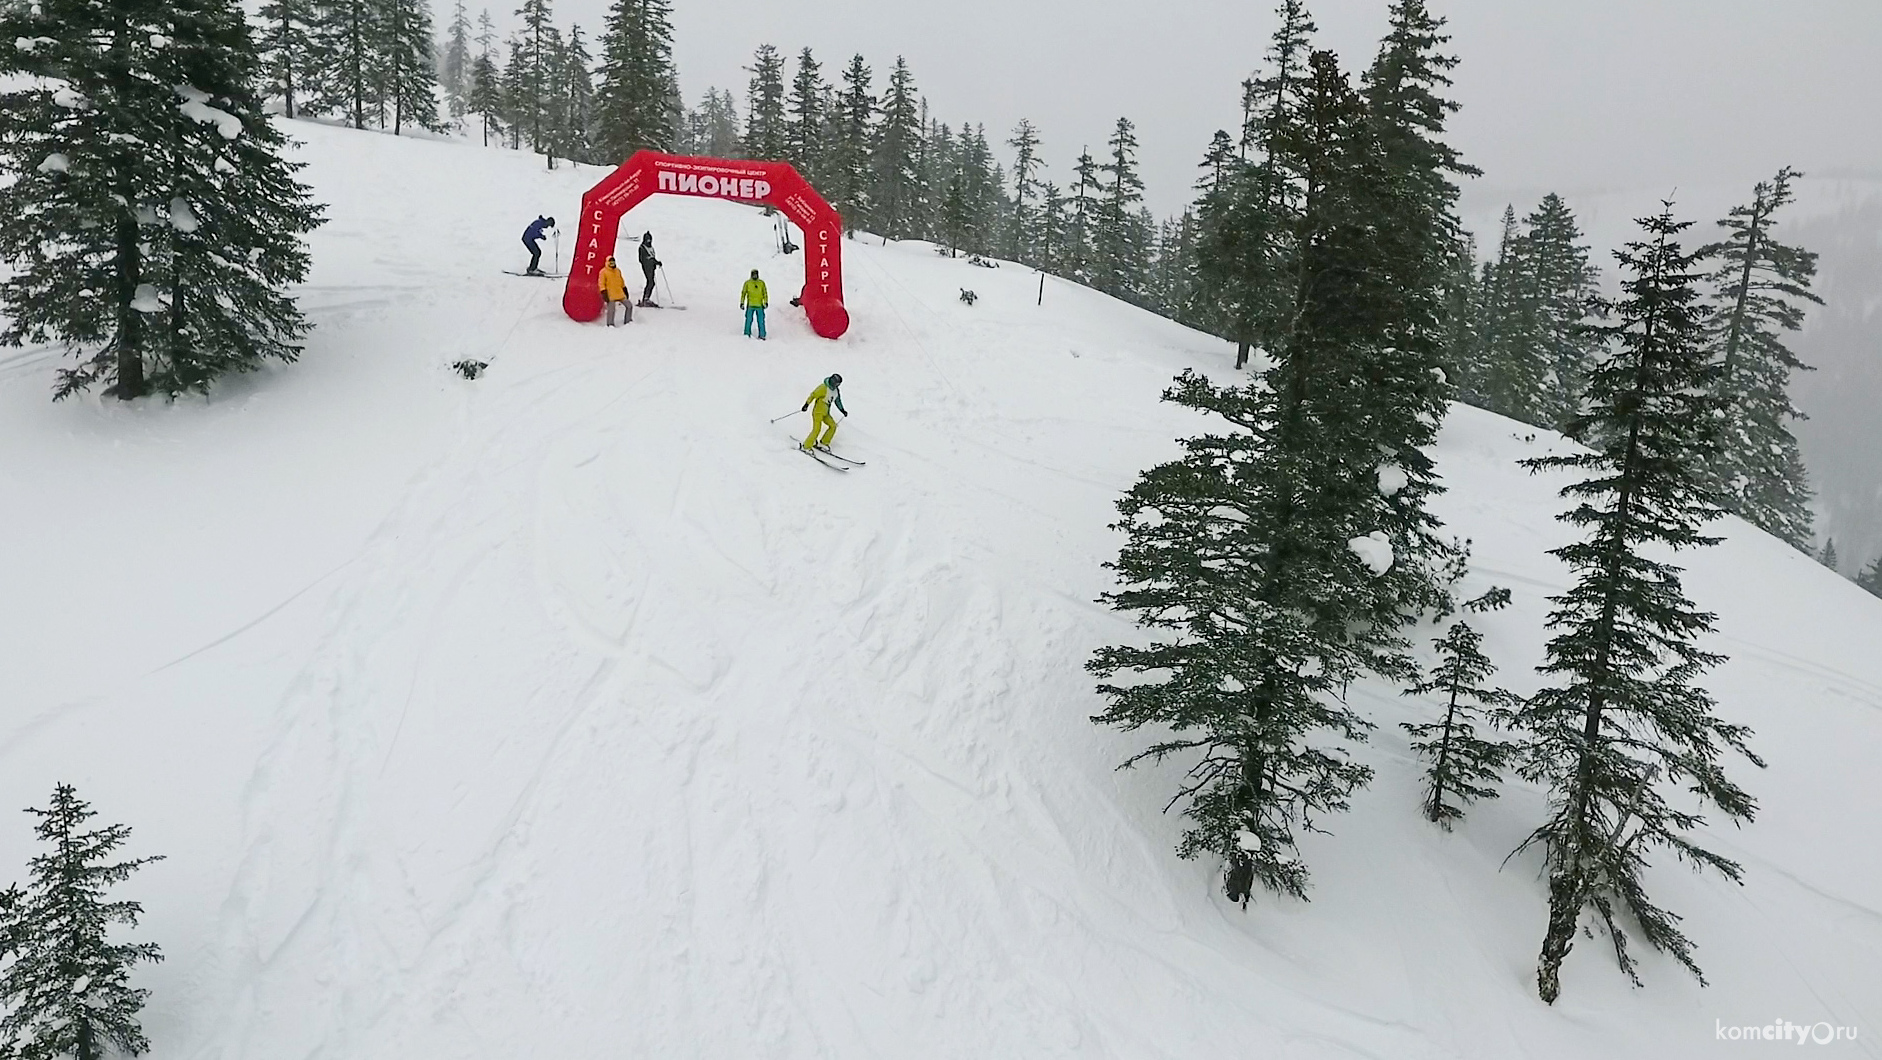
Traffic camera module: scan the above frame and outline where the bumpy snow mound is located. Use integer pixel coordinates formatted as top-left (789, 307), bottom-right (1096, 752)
top-left (0, 122), bottom-right (1876, 1060)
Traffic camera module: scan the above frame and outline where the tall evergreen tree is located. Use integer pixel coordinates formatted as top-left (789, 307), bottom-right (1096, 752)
top-left (1476, 205), bottom-right (1544, 419)
top-left (499, 33), bottom-right (528, 149)
top-left (257, 0), bottom-right (321, 118)
top-left (468, 10), bottom-right (501, 145)
top-left (1094, 116), bottom-right (1147, 299)
top-left (0, 785), bottom-right (164, 1060)
top-left (1402, 587), bottom-right (1517, 826)
top-left (1858, 554), bottom-right (1882, 598)
top-left (1440, 232), bottom-right (1483, 400)
top-left (1192, 0), bottom-right (1316, 369)
top-left (1515, 204), bottom-right (1762, 1004)
top-left (1091, 51), bottom-right (1438, 908)
top-left (696, 87), bottom-right (740, 157)
top-left (512, 0), bottom-right (554, 160)
top-left (439, 0), bottom-right (471, 116)
top-left (1006, 118), bottom-right (1042, 261)
top-left (1817, 537), bottom-right (1838, 572)
top-left (785, 47), bottom-right (825, 176)
top-left (1065, 148), bottom-right (1099, 282)
top-left (379, 0), bottom-right (442, 135)
top-left (0, 0), bottom-right (323, 399)
top-left (1528, 195), bottom-right (1601, 425)
top-left (1035, 180), bottom-right (1068, 273)
top-left (1698, 167), bottom-right (1823, 549)
top-left (870, 57), bottom-right (922, 240)
top-left (595, 0), bottom-right (677, 159)
top-left (741, 43), bottom-right (787, 160)
top-left (312, 0), bottom-right (381, 129)
top-left (828, 55), bottom-right (874, 231)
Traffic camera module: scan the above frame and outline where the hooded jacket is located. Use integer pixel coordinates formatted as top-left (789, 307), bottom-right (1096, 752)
top-left (599, 261), bottom-right (627, 300)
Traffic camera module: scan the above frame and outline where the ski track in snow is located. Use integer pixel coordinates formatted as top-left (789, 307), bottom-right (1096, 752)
top-left (0, 122), bottom-right (1878, 1059)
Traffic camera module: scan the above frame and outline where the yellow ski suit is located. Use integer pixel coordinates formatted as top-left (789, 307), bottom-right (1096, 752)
top-left (801, 380), bottom-right (846, 449)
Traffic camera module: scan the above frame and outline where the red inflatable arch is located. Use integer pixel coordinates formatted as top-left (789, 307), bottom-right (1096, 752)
top-left (563, 151), bottom-right (849, 339)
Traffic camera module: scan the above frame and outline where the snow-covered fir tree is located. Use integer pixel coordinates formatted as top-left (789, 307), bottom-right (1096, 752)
top-left (1818, 537), bottom-right (1838, 572)
top-left (542, 23), bottom-right (594, 162)
top-left (438, 0), bottom-right (471, 117)
top-left (1858, 554), bottom-right (1882, 598)
top-left (1091, 50), bottom-right (1443, 907)
top-left (1402, 587), bottom-right (1517, 826)
top-left (785, 47), bottom-right (824, 178)
top-left (0, 0), bottom-right (323, 399)
top-left (1192, 0), bottom-right (1315, 371)
top-left (379, 0), bottom-right (443, 135)
top-left (1697, 167), bottom-right (1823, 550)
top-left (257, 0), bottom-right (322, 118)
top-left (1064, 148), bottom-right (1099, 282)
top-left (828, 56), bottom-right (874, 231)
top-left (1006, 119), bottom-right (1043, 260)
top-left (1094, 117), bottom-right (1148, 300)
top-left (0, 785), bottom-right (164, 1060)
top-left (510, 0), bottom-right (555, 161)
top-left (742, 43), bottom-right (786, 160)
top-left (1350, 0), bottom-right (1475, 626)
top-left (309, 0), bottom-right (379, 129)
top-left (1514, 204), bottom-right (1763, 1004)
top-left (1034, 180), bottom-right (1068, 272)
top-left (467, 10), bottom-right (502, 145)
top-left (870, 58), bottom-right (922, 241)
top-left (1519, 194), bottom-right (1601, 425)
top-left (1439, 232), bottom-right (1481, 398)
top-left (595, 0), bottom-right (677, 159)
top-left (1474, 205), bottom-right (1544, 420)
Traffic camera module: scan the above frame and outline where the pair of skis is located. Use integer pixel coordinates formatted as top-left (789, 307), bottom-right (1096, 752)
top-left (794, 441), bottom-right (866, 472)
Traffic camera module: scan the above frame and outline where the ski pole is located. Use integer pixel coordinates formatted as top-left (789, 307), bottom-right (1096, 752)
top-left (660, 265), bottom-right (677, 306)
top-left (769, 409), bottom-right (804, 424)
top-left (553, 230), bottom-right (561, 275)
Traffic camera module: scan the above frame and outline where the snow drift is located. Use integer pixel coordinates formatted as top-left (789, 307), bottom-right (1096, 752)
top-left (1, 122), bottom-right (1877, 1059)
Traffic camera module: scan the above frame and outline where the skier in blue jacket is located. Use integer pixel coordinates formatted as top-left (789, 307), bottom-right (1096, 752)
top-left (522, 215), bottom-right (556, 275)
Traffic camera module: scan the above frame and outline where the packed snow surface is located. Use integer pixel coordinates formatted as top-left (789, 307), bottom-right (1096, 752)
top-left (1, 122), bottom-right (1879, 1059)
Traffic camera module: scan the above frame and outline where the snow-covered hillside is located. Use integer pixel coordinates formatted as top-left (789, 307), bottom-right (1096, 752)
top-left (2, 123), bottom-right (1878, 1059)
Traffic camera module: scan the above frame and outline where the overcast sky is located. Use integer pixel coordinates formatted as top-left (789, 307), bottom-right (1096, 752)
top-left (520, 0), bottom-right (1882, 226)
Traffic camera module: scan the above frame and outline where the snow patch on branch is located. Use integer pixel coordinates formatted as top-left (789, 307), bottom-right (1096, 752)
top-left (36, 153), bottom-right (68, 174)
top-left (1376, 463), bottom-right (1408, 498)
top-left (1347, 531), bottom-right (1394, 576)
top-left (177, 85), bottom-right (242, 140)
top-left (129, 284), bottom-right (165, 313)
top-left (169, 198), bottom-right (199, 233)
top-left (51, 84), bottom-right (88, 109)
top-left (15, 36), bottom-right (55, 53)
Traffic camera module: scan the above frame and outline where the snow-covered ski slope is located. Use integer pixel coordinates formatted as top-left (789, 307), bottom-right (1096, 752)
top-left (2, 122), bottom-right (1879, 1059)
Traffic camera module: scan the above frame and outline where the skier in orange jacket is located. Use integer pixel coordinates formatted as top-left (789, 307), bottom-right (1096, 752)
top-left (599, 257), bottom-right (631, 326)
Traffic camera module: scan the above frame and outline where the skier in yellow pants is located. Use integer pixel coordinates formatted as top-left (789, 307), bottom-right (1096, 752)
top-left (800, 373), bottom-right (846, 453)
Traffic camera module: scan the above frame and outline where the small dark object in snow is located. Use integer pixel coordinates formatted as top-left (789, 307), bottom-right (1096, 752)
top-left (453, 359), bottom-right (488, 380)
top-left (959, 288), bottom-right (978, 305)
top-left (789, 296), bottom-right (802, 307)
top-left (967, 254), bottom-right (998, 269)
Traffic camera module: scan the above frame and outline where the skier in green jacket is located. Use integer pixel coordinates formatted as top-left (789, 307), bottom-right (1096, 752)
top-left (800, 373), bottom-right (846, 452)
top-left (741, 269), bottom-right (769, 340)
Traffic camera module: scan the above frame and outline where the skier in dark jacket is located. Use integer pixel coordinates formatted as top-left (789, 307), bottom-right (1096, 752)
top-left (522, 215), bottom-right (555, 275)
top-left (637, 232), bottom-right (660, 306)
